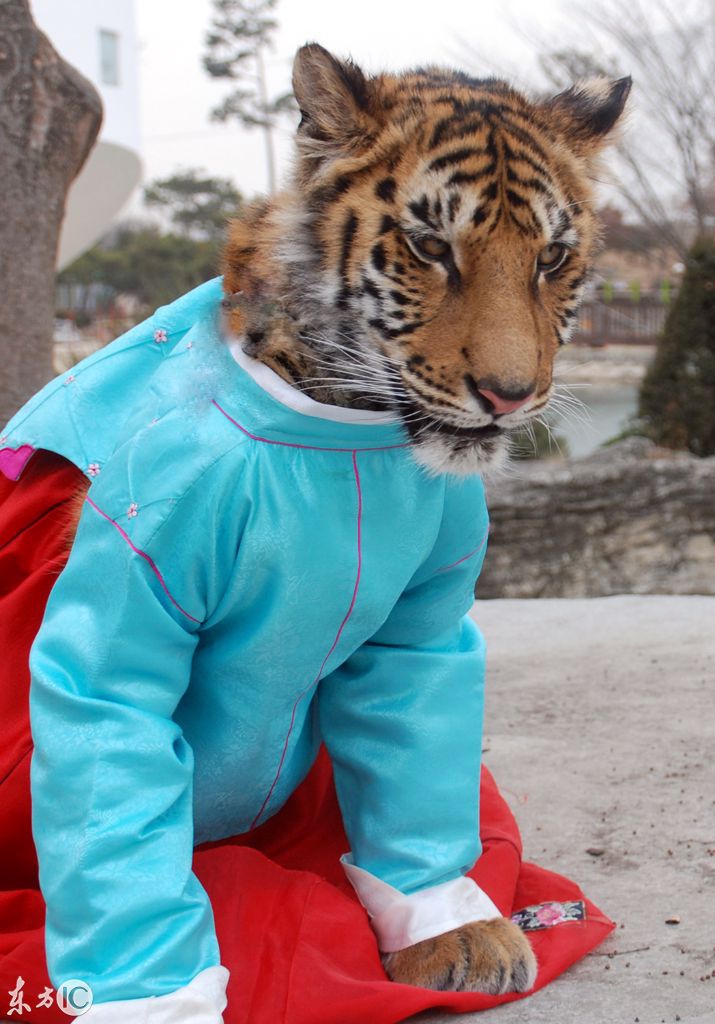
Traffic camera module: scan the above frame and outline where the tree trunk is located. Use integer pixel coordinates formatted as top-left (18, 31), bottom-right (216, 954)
top-left (256, 47), bottom-right (276, 193)
top-left (0, 0), bottom-right (102, 425)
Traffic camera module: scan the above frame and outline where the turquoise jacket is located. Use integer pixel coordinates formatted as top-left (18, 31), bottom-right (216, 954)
top-left (1, 278), bottom-right (489, 1003)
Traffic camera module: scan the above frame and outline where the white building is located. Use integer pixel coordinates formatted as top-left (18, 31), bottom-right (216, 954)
top-left (31, 0), bottom-right (142, 268)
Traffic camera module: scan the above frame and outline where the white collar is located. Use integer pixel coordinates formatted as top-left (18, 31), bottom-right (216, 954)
top-left (228, 338), bottom-right (400, 426)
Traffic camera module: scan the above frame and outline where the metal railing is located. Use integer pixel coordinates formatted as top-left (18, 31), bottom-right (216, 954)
top-left (575, 299), bottom-right (668, 346)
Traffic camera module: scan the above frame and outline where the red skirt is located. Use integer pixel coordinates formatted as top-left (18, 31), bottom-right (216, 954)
top-left (0, 451), bottom-right (614, 1023)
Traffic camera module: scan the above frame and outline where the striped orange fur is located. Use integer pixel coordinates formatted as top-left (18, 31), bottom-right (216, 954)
top-left (223, 44), bottom-right (630, 476)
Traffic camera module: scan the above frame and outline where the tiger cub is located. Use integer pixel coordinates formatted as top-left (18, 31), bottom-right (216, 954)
top-left (218, 43), bottom-right (629, 994)
top-left (43, 44), bottom-right (630, 997)
top-left (223, 43), bottom-right (629, 480)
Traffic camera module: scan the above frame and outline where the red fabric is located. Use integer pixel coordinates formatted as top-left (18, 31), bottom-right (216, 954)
top-left (0, 451), bottom-right (614, 1023)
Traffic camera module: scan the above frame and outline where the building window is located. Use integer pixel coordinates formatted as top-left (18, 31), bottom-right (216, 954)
top-left (99, 29), bottom-right (120, 86)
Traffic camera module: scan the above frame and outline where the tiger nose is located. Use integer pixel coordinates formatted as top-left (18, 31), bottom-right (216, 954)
top-left (477, 387), bottom-right (535, 415)
top-left (465, 374), bottom-right (536, 415)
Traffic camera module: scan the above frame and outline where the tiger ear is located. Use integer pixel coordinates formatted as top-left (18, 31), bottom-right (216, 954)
top-left (292, 43), bottom-right (378, 157)
top-left (544, 76), bottom-right (632, 154)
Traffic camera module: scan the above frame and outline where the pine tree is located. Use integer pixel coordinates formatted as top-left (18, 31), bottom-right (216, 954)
top-left (203, 0), bottom-right (294, 193)
top-left (639, 237), bottom-right (715, 456)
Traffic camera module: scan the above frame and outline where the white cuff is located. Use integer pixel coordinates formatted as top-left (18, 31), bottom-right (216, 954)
top-left (341, 854), bottom-right (501, 953)
top-left (80, 966), bottom-right (229, 1024)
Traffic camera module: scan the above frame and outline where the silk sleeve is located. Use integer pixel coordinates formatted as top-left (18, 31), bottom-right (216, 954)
top-left (318, 476), bottom-right (491, 905)
top-left (28, 456), bottom-right (238, 1007)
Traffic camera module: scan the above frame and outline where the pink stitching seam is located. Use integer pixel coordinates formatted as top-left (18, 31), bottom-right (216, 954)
top-left (85, 496), bottom-right (201, 624)
top-left (250, 448), bottom-right (363, 829)
top-left (211, 399), bottom-right (408, 453)
top-left (435, 529), bottom-right (489, 574)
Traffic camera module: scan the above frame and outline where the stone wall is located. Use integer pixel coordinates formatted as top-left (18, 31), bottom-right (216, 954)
top-left (478, 439), bottom-right (715, 598)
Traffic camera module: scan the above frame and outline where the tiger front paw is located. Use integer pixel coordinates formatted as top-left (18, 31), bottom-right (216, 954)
top-left (382, 916), bottom-right (537, 994)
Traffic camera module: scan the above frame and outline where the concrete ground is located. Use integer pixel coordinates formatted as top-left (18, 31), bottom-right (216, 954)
top-left (414, 596), bottom-right (715, 1024)
top-left (3, 597), bottom-right (709, 1023)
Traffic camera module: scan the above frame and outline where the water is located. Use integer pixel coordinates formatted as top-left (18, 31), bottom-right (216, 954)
top-left (548, 384), bottom-right (640, 458)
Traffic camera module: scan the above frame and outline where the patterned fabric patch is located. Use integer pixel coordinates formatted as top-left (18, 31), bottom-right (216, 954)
top-left (511, 900), bottom-right (587, 931)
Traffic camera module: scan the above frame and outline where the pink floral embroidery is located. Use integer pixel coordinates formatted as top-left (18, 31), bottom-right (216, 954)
top-left (127, 502), bottom-right (139, 519)
top-left (0, 436), bottom-right (7, 446)
top-left (535, 903), bottom-right (567, 926)
top-left (186, 341), bottom-right (193, 349)
top-left (153, 328), bottom-right (168, 344)
top-left (64, 374), bottom-right (76, 386)
top-left (87, 463), bottom-right (101, 477)
top-left (511, 899), bottom-right (586, 932)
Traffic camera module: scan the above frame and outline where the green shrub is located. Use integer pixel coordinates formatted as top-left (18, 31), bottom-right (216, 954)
top-left (639, 236), bottom-right (715, 456)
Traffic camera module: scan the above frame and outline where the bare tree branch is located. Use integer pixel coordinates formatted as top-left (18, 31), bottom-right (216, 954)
top-left (459, 0), bottom-right (715, 257)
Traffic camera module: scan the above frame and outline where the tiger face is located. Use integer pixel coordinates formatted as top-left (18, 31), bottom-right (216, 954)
top-left (224, 45), bottom-right (630, 475)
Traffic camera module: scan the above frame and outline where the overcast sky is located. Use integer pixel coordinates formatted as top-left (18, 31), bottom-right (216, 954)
top-left (134, 0), bottom-right (577, 200)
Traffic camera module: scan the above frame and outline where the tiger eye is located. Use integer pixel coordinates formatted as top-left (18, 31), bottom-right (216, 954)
top-left (412, 235), bottom-right (451, 261)
top-left (537, 242), bottom-right (568, 273)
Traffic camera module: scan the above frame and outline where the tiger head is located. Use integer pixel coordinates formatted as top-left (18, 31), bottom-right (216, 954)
top-left (224, 44), bottom-right (630, 475)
